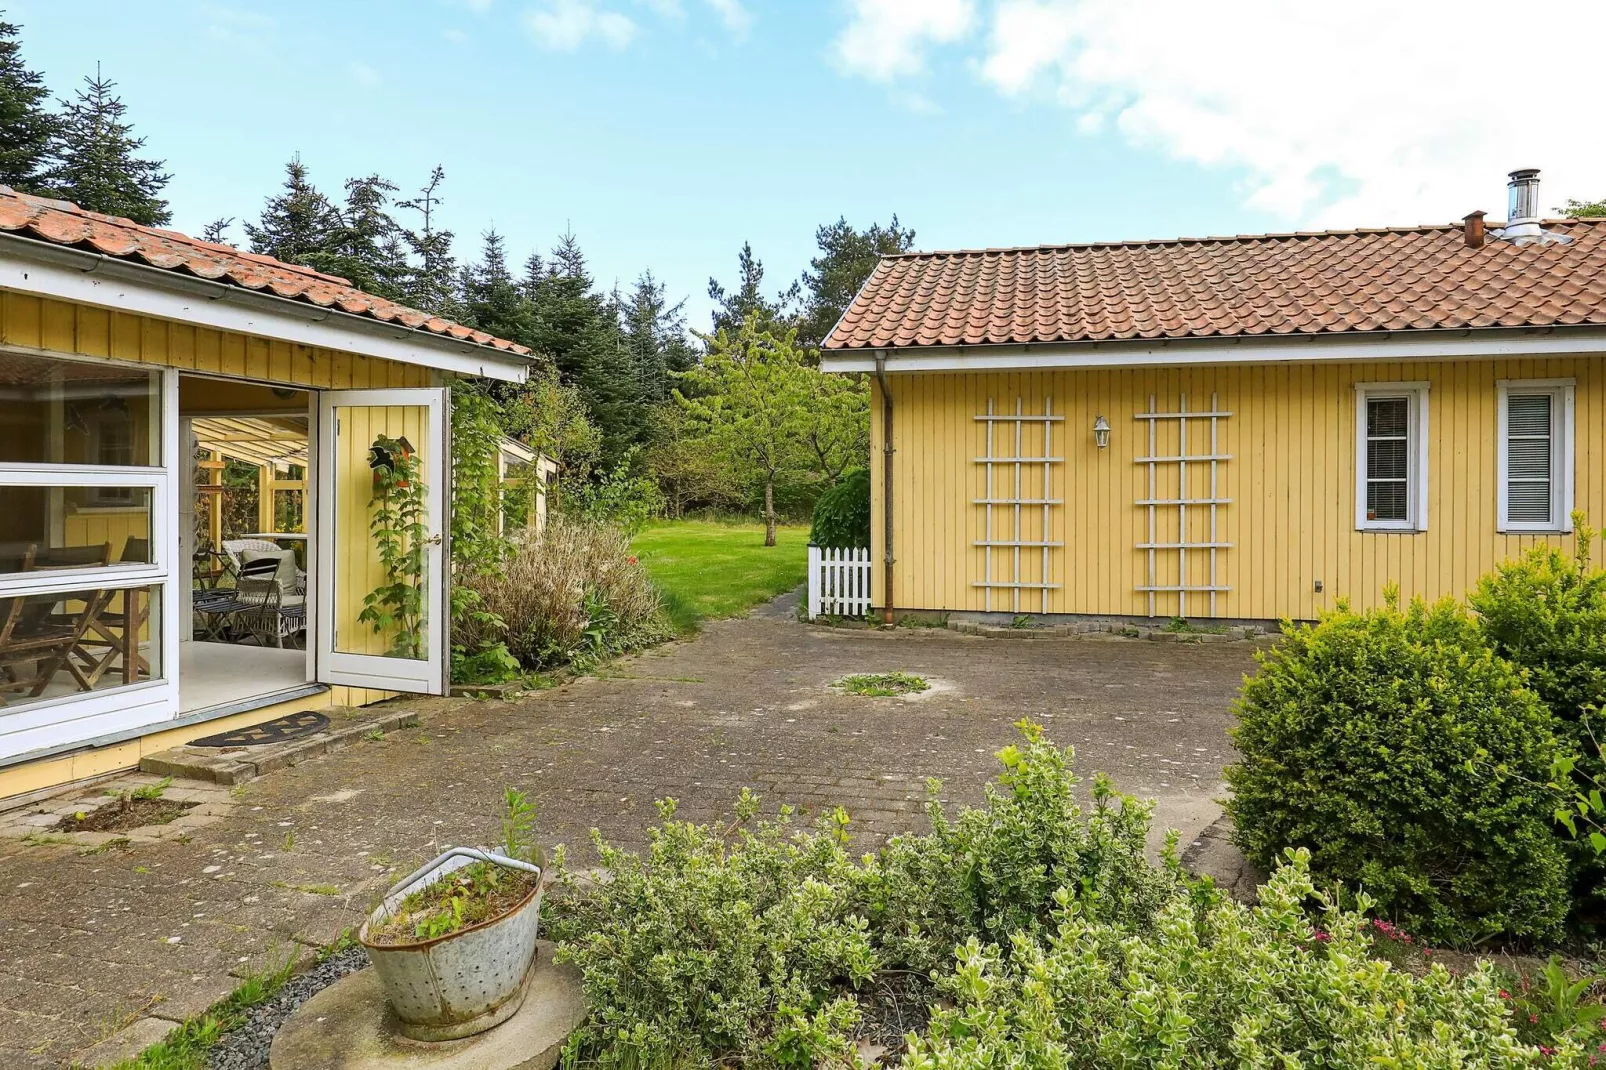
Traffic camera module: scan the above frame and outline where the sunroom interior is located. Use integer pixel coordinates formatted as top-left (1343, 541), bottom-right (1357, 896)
top-left (179, 375), bottom-right (312, 714)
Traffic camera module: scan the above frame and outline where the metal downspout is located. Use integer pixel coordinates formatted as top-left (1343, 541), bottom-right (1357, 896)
top-left (874, 355), bottom-right (894, 625)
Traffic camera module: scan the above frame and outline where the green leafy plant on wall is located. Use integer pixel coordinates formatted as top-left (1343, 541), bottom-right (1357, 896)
top-left (360, 433), bottom-right (428, 659)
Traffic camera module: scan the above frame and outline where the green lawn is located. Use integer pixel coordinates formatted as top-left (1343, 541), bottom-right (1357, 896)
top-left (632, 520), bottom-right (807, 632)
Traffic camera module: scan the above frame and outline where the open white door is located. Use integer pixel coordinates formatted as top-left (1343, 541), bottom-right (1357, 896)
top-left (316, 389), bottom-right (447, 694)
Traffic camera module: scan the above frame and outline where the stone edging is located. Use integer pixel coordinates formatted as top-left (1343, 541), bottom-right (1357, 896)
top-left (947, 620), bottom-right (1268, 642)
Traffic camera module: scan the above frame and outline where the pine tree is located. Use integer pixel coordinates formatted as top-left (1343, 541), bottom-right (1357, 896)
top-left (244, 155), bottom-right (339, 265)
top-left (321, 174), bottom-right (407, 298)
top-left (707, 241), bottom-right (797, 335)
top-left (0, 14), bottom-right (54, 193)
top-left (202, 217), bottom-right (235, 245)
top-left (621, 270), bottom-right (696, 402)
top-left (462, 230), bottom-right (532, 344)
top-left (45, 67), bottom-right (170, 224)
top-left (529, 231), bottom-right (646, 469)
top-left (797, 215), bottom-right (915, 349)
top-left (398, 166), bottom-right (461, 318)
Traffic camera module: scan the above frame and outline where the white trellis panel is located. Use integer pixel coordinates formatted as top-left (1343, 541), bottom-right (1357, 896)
top-left (971, 397), bottom-right (1065, 613)
top-left (1134, 392), bottom-right (1233, 618)
top-left (808, 545), bottom-right (873, 619)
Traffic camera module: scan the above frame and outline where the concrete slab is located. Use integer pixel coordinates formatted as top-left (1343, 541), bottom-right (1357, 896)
top-left (269, 944), bottom-right (585, 1070)
top-left (70, 1015), bottom-right (176, 1068)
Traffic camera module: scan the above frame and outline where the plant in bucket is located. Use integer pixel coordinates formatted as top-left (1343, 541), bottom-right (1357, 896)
top-left (359, 789), bottom-right (544, 1041)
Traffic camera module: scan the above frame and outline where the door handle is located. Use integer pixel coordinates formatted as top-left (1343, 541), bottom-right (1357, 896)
top-left (424, 534), bottom-right (443, 546)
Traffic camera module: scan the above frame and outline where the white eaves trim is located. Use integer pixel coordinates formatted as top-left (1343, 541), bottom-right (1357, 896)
top-left (821, 328), bottom-right (1606, 374)
top-left (0, 232), bottom-right (532, 383)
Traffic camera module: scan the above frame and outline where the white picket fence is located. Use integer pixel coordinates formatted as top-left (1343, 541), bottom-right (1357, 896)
top-left (807, 545), bottom-right (874, 619)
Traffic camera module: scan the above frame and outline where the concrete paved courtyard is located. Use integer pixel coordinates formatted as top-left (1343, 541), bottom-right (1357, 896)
top-left (0, 602), bottom-right (1256, 1068)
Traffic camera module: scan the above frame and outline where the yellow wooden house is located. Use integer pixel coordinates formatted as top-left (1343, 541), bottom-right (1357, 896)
top-left (822, 170), bottom-right (1606, 625)
top-left (0, 188), bottom-right (531, 796)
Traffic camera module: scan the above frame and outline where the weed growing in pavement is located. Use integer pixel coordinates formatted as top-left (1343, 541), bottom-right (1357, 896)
top-left (835, 672), bottom-right (930, 697)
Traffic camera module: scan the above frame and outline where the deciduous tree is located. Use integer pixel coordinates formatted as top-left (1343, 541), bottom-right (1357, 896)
top-left (678, 323), bottom-right (867, 545)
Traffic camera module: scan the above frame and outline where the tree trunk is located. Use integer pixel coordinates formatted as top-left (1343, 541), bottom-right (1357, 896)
top-left (764, 480), bottom-right (777, 547)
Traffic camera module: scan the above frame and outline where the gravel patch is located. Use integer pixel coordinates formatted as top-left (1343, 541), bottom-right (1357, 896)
top-left (207, 947), bottom-right (370, 1070)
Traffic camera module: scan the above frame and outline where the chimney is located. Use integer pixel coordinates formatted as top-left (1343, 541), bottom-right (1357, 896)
top-left (1492, 168), bottom-right (1571, 246)
top-left (1463, 210), bottom-right (1486, 249)
top-left (1507, 168), bottom-right (1541, 224)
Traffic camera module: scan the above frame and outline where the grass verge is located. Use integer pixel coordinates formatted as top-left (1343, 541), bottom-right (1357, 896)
top-left (109, 935), bottom-right (354, 1070)
top-left (632, 520), bottom-right (808, 633)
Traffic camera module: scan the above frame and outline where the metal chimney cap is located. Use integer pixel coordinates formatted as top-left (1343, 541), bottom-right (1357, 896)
top-left (1508, 167), bottom-right (1541, 182)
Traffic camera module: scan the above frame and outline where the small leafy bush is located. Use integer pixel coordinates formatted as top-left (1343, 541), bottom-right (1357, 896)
top-left (1226, 594), bottom-right (1570, 946)
top-left (809, 468), bottom-right (870, 549)
top-left (547, 723), bottom-right (1181, 1067)
top-left (860, 721), bottom-right (1181, 972)
top-left (571, 449), bottom-right (664, 537)
top-left (455, 516), bottom-right (671, 671)
top-left (546, 793), bottom-right (871, 1070)
top-left (904, 850), bottom-right (1588, 1069)
top-left (1472, 517), bottom-right (1606, 915)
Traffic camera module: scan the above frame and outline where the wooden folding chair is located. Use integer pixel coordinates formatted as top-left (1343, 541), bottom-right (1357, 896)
top-left (0, 545), bottom-right (114, 702)
top-left (73, 537), bottom-right (152, 686)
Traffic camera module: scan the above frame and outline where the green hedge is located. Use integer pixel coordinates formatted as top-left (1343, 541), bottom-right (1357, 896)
top-left (1226, 595), bottom-right (1570, 946)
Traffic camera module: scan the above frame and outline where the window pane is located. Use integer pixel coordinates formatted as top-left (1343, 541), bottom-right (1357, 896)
top-left (1507, 394), bottom-right (1551, 437)
top-left (1507, 438), bottom-right (1551, 480)
top-left (1367, 480), bottom-right (1409, 522)
top-left (0, 584), bottom-right (162, 713)
top-left (1367, 439), bottom-right (1408, 480)
top-left (1367, 396), bottom-right (1409, 437)
top-left (0, 352), bottom-right (160, 466)
top-left (0, 487), bottom-right (153, 575)
top-left (1508, 481), bottom-right (1552, 524)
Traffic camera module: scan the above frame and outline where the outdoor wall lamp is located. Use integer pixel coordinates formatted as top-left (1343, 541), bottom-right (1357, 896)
top-left (1092, 415), bottom-right (1111, 449)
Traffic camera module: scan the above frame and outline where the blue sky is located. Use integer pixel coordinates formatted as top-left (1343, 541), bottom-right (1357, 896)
top-left (13, 1), bottom-right (1601, 330)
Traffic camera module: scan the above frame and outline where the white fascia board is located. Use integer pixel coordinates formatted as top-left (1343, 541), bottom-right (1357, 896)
top-left (821, 328), bottom-right (1606, 374)
top-left (0, 233), bottom-right (532, 383)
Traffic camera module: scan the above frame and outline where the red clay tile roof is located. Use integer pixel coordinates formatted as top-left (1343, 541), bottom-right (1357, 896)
top-left (0, 186), bottom-right (531, 356)
top-left (823, 219), bottom-right (1606, 351)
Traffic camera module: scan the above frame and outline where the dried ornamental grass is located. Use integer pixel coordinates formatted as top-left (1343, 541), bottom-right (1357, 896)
top-left (458, 516), bottom-right (671, 670)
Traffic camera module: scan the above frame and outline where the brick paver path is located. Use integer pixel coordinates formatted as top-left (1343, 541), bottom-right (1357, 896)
top-left (0, 600), bottom-right (1255, 1068)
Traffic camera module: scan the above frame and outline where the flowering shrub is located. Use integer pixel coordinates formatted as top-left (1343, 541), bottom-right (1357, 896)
top-left (1472, 516), bottom-right (1606, 916)
top-left (903, 851), bottom-right (1589, 1069)
top-left (1226, 593), bottom-right (1570, 946)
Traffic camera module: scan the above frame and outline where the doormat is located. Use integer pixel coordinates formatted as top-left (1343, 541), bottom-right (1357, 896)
top-left (189, 711), bottom-right (330, 748)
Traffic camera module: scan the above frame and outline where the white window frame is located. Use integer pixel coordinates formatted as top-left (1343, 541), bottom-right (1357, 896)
top-left (1353, 381), bottom-right (1430, 533)
top-left (0, 350), bottom-right (180, 761)
top-left (1497, 378), bottom-right (1575, 534)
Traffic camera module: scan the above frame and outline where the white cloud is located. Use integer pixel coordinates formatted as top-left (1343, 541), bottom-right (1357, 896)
top-left (350, 62), bottom-right (383, 89)
top-left (442, 27), bottom-right (470, 43)
top-left (704, 0), bottom-right (751, 37)
top-left (638, 0), bottom-right (683, 17)
top-left (523, 0), bottom-right (638, 50)
top-left (832, 0), bottom-right (975, 81)
top-left (834, 0), bottom-right (1606, 228)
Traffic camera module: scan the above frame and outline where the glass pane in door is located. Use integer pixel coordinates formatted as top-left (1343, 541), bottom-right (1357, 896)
top-left (330, 405), bottom-right (431, 660)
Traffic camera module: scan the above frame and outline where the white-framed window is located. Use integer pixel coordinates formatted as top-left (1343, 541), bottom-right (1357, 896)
top-left (1354, 381), bottom-right (1430, 533)
top-left (0, 347), bottom-right (179, 758)
top-left (1497, 378), bottom-right (1575, 533)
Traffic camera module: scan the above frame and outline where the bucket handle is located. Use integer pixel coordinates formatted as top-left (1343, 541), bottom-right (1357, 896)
top-left (390, 846), bottom-right (542, 902)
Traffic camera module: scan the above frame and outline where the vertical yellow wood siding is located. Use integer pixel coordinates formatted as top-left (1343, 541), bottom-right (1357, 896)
top-left (330, 403), bottom-right (432, 660)
top-left (875, 356), bottom-right (1606, 621)
top-left (1, 290), bottom-right (437, 706)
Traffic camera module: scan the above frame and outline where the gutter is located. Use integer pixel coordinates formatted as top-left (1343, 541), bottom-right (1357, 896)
top-left (873, 353), bottom-right (894, 626)
top-left (0, 231), bottom-right (535, 375)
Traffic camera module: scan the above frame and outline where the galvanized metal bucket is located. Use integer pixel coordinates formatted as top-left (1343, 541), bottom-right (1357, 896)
top-left (358, 847), bottom-right (543, 1042)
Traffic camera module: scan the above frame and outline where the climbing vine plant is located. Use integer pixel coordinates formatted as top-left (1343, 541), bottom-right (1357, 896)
top-left (359, 434), bottom-right (429, 659)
